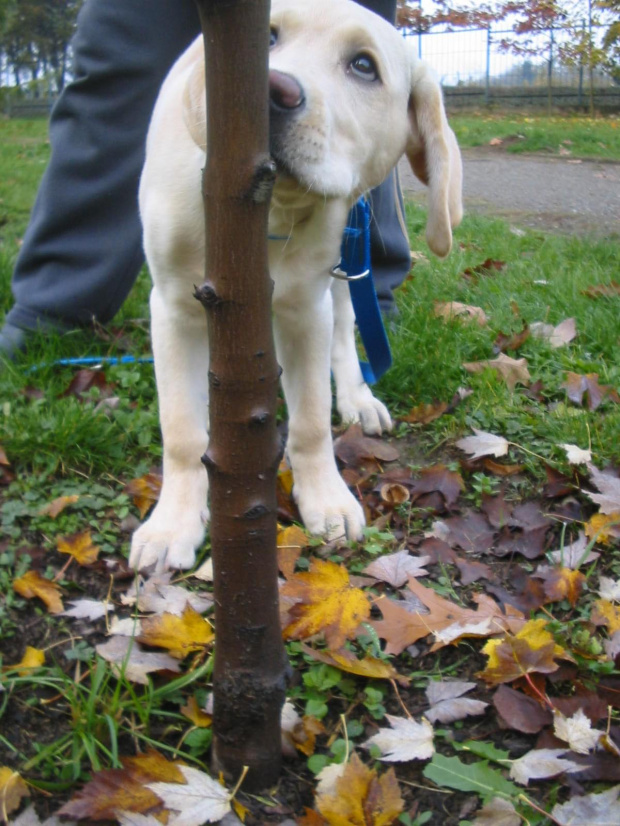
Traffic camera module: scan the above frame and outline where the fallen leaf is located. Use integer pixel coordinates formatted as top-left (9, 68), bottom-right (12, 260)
top-left (6, 646), bottom-right (45, 676)
top-left (563, 372), bottom-right (620, 411)
top-left (585, 463), bottom-right (620, 514)
top-left (582, 281), bottom-right (620, 298)
top-left (57, 531), bottom-right (100, 566)
top-left (410, 464), bottom-right (464, 508)
top-left (148, 765), bottom-right (231, 825)
top-left (302, 643), bottom-right (408, 685)
top-left (592, 599), bottom-right (620, 634)
top-left (554, 708), bottom-right (602, 754)
top-left (478, 618), bottom-right (565, 684)
top-left (442, 510), bottom-right (496, 554)
top-left (587, 514), bottom-right (620, 544)
top-left (138, 605), bottom-right (214, 659)
top-left (425, 680), bottom-right (488, 724)
top-left (536, 566), bottom-right (585, 606)
top-left (125, 473), bottom-right (162, 519)
top-left (530, 317), bottom-right (577, 348)
top-left (62, 598), bottom-right (114, 621)
top-left (39, 494), bottom-right (80, 518)
top-left (549, 531), bottom-right (599, 568)
top-left (334, 424), bottom-right (399, 468)
top-left (13, 570), bottom-right (64, 614)
top-left (463, 353), bottom-right (530, 390)
top-left (0, 767), bottom-right (29, 821)
top-left (599, 576), bottom-right (620, 603)
top-left (462, 258), bottom-right (506, 283)
top-left (434, 301), bottom-right (488, 325)
top-left (379, 482), bottom-right (410, 507)
top-left (180, 696), bottom-right (212, 728)
top-left (281, 558), bottom-right (371, 649)
top-left (122, 572), bottom-right (212, 616)
top-left (58, 750), bottom-right (186, 820)
top-left (401, 400), bottom-right (448, 424)
top-left (560, 443), bottom-right (592, 465)
top-left (492, 684), bottom-right (552, 733)
top-left (509, 748), bottom-right (582, 785)
top-left (62, 367), bottom-right (112, 399)
top-left (454, 557), bottom-right (493, 585)
top-left (456, 429), bottom-right (509, 461)
top-left (363, 714), bottom-right (435, 762)
top-left (95, 637), bottom-right (181, 684)
top-left (363, 550), bottom-right (429, 587)
top-left (315, 763), bottom-right (346, 797)
top-left (551, 785), bottom-right (620, 825)
top-left (494, 321), bottom-right (530, 353)
top-left (471, 797), bottom-right (520, 826)
top-left (316, 753), bottom-right (404, 826)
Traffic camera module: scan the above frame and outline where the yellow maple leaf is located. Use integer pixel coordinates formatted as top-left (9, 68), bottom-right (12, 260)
top-left (302, 643), bottom-right (407, 685)
top-left (139, 605), bottom-right (214, 658)
top-left (0, 767), bottom-right (29, 821)
top-left (478, 618), bottom-right (566, 685)
top-left (592, 599), bottom-right (620, 634)
top-left (57, 530), bottom-right (100, 565)
top-left (6, 646), bottom-right (46, 676)
top-left (180, 695), bottom-right (212, 728)
top-left (316, 753), bottom-right (403, 826)
top-left (13, 570), bottom-right (64, 614)
top-left (281, 559), bottom-right (371, 649)
top-left (585, 512), bottom-right (620, 544)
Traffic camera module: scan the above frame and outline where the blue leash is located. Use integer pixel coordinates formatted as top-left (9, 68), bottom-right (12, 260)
top-left (30, 199), bottom-right (391, 380)
top-left (331, 197), bottom-right (392, 384)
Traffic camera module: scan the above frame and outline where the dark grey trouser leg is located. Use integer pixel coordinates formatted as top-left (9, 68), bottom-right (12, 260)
top-left (354, 0), bottom-right (411, 309)
top-left (6, 0), bottom-right (200, 332)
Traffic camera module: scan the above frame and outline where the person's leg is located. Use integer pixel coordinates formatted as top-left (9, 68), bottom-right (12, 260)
top-left (2, 0), bottom-right (200, 347)
top-left (353, 0), bottom-right (411, 311)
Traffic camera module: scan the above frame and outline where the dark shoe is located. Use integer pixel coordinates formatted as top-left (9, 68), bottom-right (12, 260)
top-left (0, 323), bottom-right (29, 363)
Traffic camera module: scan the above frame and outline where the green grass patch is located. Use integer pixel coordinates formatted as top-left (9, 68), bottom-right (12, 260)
top-left (450, 111), bottom-right (620, 160)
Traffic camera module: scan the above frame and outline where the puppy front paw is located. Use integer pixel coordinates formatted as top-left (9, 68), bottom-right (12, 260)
top-left (337, 384), bottom-right (392, 436)
top-left (295, 473), bottom-right (365, 542)
top-left (129, 495), bottom-right (208, 572)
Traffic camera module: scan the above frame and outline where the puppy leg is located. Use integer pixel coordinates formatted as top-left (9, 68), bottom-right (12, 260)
top-left (330, 278), bottom-right (391, 435)
top-left (274, 282), bottom-right (365, 541)
top-left (130, 285), bottom-right (209, 571)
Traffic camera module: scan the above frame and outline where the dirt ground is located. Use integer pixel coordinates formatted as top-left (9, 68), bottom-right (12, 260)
top-left (399, 146), bottom-right (620, 237)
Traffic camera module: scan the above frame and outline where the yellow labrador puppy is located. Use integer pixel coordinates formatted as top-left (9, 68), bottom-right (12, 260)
top-left (130, 0), bottom-right (462, 571)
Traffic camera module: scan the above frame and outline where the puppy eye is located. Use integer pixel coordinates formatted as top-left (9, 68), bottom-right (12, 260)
top-left (269, 27), bottom-right (278, 48)
top-left (349, 53), bottom-right (379, 82)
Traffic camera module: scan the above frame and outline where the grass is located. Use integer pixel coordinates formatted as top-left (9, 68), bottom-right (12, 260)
top-left (449, 111), bottom-right (620, 159)
top-left (1, 116), bottom-right (619, 822)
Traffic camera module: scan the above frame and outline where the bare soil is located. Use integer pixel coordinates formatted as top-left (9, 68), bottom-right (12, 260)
top-left (399, 146), bottom-right (620, 237)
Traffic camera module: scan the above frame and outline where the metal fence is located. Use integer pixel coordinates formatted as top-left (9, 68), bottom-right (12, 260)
top-left (403, 23), bottom-right (620, 111)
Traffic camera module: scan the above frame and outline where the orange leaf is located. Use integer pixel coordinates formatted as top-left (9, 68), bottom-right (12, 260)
top-left (585, 512), bottom-right (620, 544)
top-left (126, 472), bottom-right (162, 519)
top-left (39, 494), bottom-right (80, 518)
top-left (180, 696), bottom-right (212, 728)
top-left (0, 767), bottom-right (29, 820)
top-left (538, 567), bottom-right (585, 606)
top-left (316, 753), bottom-right (404, 826)
top-left (13, 570), bottom-right (64, 614)
top-left (139, 605), bottom-right (214, 658)
top-left (56, 530), bottom-right (100, 565)
top-left (400, 400), bottom-right (449, 425)
top-left (58, 749), bottom-right (185, 820)
top-left (281, 559), bottom-right (370, 649)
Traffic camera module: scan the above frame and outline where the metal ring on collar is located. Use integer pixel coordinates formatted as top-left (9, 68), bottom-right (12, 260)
top-left (330, 264), bottom-right (370, 281)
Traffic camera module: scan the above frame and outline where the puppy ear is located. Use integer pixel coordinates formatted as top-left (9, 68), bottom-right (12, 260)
top-left (183, 60), bottom-right (207, 150)
top-left (406, 61), bottom-right (463, 257)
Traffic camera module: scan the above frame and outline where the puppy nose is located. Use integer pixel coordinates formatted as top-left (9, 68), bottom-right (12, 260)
top-left (269, 70), bottom-right (305, 111)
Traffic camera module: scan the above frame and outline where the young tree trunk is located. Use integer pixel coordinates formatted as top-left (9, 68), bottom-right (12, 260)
top-left (193, 0), bottom-right (288, 791)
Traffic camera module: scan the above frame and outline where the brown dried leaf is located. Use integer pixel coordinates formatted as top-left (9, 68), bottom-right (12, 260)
top-left (401, 400), bottom-right (449, 425)
top-left (410, 464), bottom-right (464, 508)
top-left (13, 570), bottom-right (64, 614)
top-left (302, 643), bottom-right (407, 685)
top-left (334, 424), bottom-right (399, 468)
top-left (563, 372), bottom-right (620, 411)
top-left (58, 749), bottom-right (185, 820)
top-left (494, 321), bottom-right (530, 353)
top-left (39, 494), bottom-right (80, 518)
top-left (316, 753), bottom-right (404, 826)
top-left (434, 301), bottom-right (488, 326)
top-left (463, 353), bottom-right (530, 390)
top-left (493, 684), bottom-right (552, 733)
top-left (582, 281), bottom-right (620, 298)
top-left (62, 367), bottom-right (112, 399)
top-left (537, 566), bottom-right (585, 606)
top-left (478, 619), bottom-right (566, 685)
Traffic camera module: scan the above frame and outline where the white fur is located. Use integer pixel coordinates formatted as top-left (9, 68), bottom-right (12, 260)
top-left (130, 0), bottom-right (462, 570)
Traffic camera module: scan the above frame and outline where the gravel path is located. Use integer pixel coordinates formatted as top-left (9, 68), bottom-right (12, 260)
top-left (399, 147), bottom-right (620, 236)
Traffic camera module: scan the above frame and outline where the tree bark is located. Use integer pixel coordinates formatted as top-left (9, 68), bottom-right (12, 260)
top-left (193, 0), bottom-right (287, 791)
